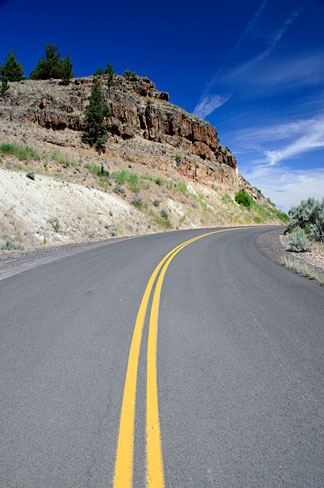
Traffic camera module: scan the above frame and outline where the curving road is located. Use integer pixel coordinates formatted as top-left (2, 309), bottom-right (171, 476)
top-left (1, 226), bottom-right (324, 488)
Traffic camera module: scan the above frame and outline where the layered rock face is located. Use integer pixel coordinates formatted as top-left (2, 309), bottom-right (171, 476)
top-left (1, 74), bottom-right (237, 170)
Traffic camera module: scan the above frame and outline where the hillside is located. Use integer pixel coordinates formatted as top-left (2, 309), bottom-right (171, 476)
top-left (0, 74), bottom-right (288, 249)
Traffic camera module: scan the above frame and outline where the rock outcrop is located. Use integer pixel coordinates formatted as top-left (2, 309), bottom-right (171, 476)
top-left (1, 74), bottom-right (236, 169)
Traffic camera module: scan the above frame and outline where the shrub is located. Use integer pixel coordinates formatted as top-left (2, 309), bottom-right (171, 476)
top-left (286, 197), bottom-right (324, 242)
top-left (154, 177), bottom-right (164, 186)
top-left (288, 229), bottom-right (310, 252)
top-left (253, 216), bottom-right (261, 224)
top-left (161, 209), bottom-right (169, 219)
top-left (26, 171), bottom-right (35, 180)
top-left (175, 154), bottom-right (182, 167)
top-left (153, 199), bottom-right (161, 207)
top-left (0, 240), bottom-right (24, 250)
top-left (113, 184), bottom-right (125, 195)
top-left (235, 191), bottom-right (253, 208)
top-left (132, 195), bottom-right (143, 208)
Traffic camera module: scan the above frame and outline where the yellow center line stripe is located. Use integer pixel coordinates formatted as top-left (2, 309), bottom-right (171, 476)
top-left (145, 228), bottom-right (245, 488)
top-left (113, 237), bottom-right (199, 488)
top-left (113, 227), bottom-right (249, 488)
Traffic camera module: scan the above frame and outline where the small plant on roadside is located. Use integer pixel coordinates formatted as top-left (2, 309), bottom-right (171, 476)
top-left (49, 217), bottom-right (60, 233)
top-left (288, 228), bottom-right (310, 252)
top-left (0, 239), bottom-right (24, 250)
top-left (153, 199), bottom-right (161, 207)
top-left (161, 209), bottom-right (169, 219)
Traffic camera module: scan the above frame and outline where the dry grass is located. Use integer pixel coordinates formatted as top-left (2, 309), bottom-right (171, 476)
top-left (281, 255), bottom-right (324, 284)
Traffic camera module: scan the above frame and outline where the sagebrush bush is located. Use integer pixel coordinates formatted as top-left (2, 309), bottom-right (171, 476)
top-left (286, 197), bottom-right (324, 242)
top-left (0, 240), bottom-right (24, 250)
top-left (288, 229), bottom-right (310, 252)
top-left (132, 195), bottom-right (143, 208)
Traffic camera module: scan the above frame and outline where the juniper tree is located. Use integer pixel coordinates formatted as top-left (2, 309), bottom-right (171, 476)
top-left (105, 62), bottom-right (114, 90)
top-left (60, 53), bottom-right (73, 85)
top-left (30, 44), bottom-right (62, 79)
top-left (0, 77), bottom-right (9, 96)
top-left (82, 78), bottom-right (110, 153)
top-left (93, 67), bottom-right (104, 76)
top-left (0, 50), bottom-right (26, 82)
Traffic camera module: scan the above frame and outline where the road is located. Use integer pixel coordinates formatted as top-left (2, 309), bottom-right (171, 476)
top-left (1, 226), bottom-right (324, 488)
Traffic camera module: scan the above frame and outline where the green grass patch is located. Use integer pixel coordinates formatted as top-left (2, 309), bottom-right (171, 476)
top-left (0, 142), bottom-right (40, 161)
top-left (113, 169), bottom-right (140, 192)
top-left (154, 177), bottom-right (164, 186)
top-left (87, 163), bottom-right (110, 178)
top-left (51, 149), bottom-right (75, 168)
top-left (221, 193), bottom-right (234, 205)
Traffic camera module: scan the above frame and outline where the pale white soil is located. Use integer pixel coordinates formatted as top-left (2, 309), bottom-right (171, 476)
top-left (0, 168), bottom-right (147, 247)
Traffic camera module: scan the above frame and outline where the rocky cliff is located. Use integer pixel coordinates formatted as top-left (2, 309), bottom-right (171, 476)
top-left (0, 73), bottom-right (287, 249)
top-left (1, 74), bottom-right (240, 187)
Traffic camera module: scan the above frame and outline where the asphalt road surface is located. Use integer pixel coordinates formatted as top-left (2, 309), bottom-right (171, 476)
top-left (1, 226), bottom-right (324, 488)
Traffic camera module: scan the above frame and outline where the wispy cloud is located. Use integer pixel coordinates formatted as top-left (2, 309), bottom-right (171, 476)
top-left (232, 0), bottom-right (268, 52)
top-left (193, 94), bottom-right (230, 118)
top-left (237, 114), bottom-right (324, 143)
top-left (235, 114), bottom-right (324, 166)
top-left (194, 2), bottom-right (302, 118)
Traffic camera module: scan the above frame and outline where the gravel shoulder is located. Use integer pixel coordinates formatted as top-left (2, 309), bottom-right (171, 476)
top-left (0, 236), bottom-right (134, 281)
top-left (255, 228), bottom-right (324, 285)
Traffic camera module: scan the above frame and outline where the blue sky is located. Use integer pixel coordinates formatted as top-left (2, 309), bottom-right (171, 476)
top-left (1, 0), bottom-right (324, 211)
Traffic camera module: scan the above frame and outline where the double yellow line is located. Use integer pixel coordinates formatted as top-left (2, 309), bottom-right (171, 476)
top-left (113, 228), bottom-right (244, 488)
